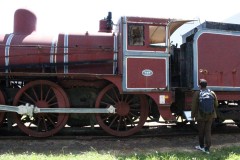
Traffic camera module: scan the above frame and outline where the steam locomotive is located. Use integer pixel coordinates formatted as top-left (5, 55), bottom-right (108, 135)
top-left (0, 9), bottom-right (240, 137)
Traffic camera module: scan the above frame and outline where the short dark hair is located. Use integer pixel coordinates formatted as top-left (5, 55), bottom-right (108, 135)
top-left (199, 79), bottom-right (207, 88)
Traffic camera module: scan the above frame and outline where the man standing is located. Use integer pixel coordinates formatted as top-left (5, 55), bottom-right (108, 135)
top-left (191, 79), bottom-right (218, 154)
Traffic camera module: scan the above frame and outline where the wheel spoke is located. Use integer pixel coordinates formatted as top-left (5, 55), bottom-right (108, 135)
top-left (117, 116), bottom-right (122, 131)
top-left (124, 95), bottom-right (130, 103)
top-left (105, 93), bottom-right (117, 104)
top-left (40, 83), bottom-right (43, 101)
top-left (129, 109), bottom-right (141, 113)
top-left (46, 93), bottom-right (56, 104)
top-left (31, 87), bottom-right (39, 101)
top-left (48, 102), bottom-right (58, 107)
top-left (44, 87), bottom-right (52, 101)
top-left (130, 102), bottom-right (141, 107)
top-left (128, 111), bottom-right (139, 118)
top-left (42, 116), bottom-right (48, 131)
top-left (123, 117), bottom-right (128, 130)
top-left (126, 97), bottom-right (134, 104)
top-left (19, 100), bottom-right (33, 105)
top-left (101, 114), bottom-right (115, 121)
top-left (23, 92), bottom-right (37, 104)
top-left (112, 87), bottom-right (120, 102)
top-left (100, 101), bottom-right (113, 107)
top-left (109, 115), bottom-right (119, 128)
top-left (45, 114), bottom-right (56, 126)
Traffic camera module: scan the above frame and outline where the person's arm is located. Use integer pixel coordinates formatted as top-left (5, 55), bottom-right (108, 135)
top-left (211, 91), bottom-right (218, 108)
top-left (191, 91), bottom-right (199, 118)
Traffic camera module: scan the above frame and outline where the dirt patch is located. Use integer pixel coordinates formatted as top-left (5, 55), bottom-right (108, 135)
top-left (0, 133), bottom-right (240, 155)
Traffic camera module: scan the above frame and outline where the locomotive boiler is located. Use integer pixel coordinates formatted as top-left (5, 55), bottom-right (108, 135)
top-left (0, 9), bottom-right (240, 138)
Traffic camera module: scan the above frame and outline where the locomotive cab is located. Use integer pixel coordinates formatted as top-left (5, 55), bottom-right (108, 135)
top-left (116, 17), bottom-right (190, 92)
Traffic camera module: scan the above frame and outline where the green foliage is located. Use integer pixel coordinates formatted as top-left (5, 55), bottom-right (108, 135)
top-left (0, 146), bottom-right (239, 160)
top-left (117, 146), bottom-right (240, 160)
top-left (0, 151), bottom-right (115, 160)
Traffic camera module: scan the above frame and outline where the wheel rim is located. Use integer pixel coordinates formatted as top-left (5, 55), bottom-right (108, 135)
top-left (0, 90), bottom-right (6, 126)
top-left (13, 80), bottom-right (69, 137)
top-left (95, 84), bottom-right (149, 137)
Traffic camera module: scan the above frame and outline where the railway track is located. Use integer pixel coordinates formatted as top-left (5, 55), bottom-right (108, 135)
top-left (0, 122), bottom-right (239, 140)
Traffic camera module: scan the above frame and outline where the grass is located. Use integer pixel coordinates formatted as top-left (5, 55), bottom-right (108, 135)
top-left (0, 145), bottom-right (240, 160)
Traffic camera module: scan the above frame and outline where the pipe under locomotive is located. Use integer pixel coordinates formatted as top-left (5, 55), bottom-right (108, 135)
top-left (0, 9), bottom-right (240, 137)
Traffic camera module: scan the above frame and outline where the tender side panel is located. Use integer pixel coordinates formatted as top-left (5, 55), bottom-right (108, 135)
top-left (197, 33), bottom-right (240, 88)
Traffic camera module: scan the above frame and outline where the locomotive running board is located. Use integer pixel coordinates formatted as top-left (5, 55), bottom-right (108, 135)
top-left (0, 104), bottom-right (116, 117)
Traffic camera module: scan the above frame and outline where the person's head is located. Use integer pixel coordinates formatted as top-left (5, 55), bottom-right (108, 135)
top-left (199, 79), bottom-right (207, 89)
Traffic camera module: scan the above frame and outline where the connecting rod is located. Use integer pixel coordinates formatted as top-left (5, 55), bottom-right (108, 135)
top-left (0, 104), bottom-right (116, 117)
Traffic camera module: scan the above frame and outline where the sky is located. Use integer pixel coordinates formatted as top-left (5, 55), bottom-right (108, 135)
top-left (0, 0), bottom-right (240, 44)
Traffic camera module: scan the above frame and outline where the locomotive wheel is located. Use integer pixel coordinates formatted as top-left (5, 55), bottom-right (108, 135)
top-left (13, 80), bottom-right (69, 137)
top-left (0, 90), bottom-right (6, 126)
top-left (95, 84), bottom-right (149, 137)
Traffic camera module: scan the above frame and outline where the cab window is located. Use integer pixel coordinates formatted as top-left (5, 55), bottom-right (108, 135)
top-left (149, 25), bottom-right (166, 47)
top-left (128, 25), bottom-right (144, 46)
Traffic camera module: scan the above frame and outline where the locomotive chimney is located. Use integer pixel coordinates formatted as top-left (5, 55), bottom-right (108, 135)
top-left (14, 9), bottom-right (37, 34)
top-left (99, 12), bottom-right (113, 33)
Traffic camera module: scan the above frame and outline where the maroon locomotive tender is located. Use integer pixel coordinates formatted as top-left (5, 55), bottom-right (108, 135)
top-left (0, 9), bottom-right (240, 137)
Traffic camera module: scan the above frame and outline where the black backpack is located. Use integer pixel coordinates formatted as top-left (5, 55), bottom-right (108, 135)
top-left (199, 89), bottom-right (215, 114)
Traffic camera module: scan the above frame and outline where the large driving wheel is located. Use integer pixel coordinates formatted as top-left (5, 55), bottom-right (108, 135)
top-left (0, 90), bottom-right (6, 126)
top-left (13, 80), bottom-right (69, 137)
top-left (95, 84), bottom-right (149, 137)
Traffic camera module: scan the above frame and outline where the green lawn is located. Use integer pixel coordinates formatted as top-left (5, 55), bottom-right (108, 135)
top-left (0, 145), bottom-right (239, 160)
